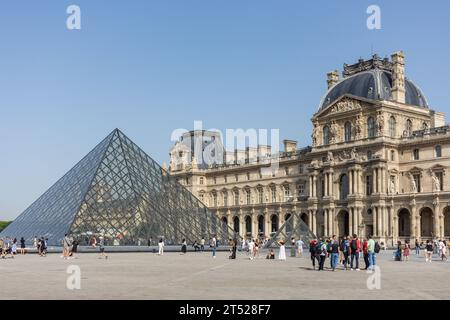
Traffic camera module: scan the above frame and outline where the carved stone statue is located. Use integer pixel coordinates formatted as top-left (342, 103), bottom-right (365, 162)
top-left (389, 179), bottom-right (396, 194)
top-left (355, 113), bottom-right (363, 139)
top-left (326, 151), bottom-right (334, 162)
top-left (312, 125), bottom-right (319, 146)
top-left (350, 147), bottom-right (358, 160)
top-left (430, 171), bottom-right (441, 192)
top-left (330, 121), bottom-right (339, 143)
top-left (409, 173), bottom-right (417, 193)
top-left (376, 111), bottom-right (385, 136)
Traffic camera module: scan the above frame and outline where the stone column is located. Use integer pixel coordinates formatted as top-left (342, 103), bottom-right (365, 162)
top-left (349, 207), bottom-right (354, 236)
top-left (312, 210), bottom-right (317, 235)
top-left (329, 209), bottom-right (334, 236)
top-left (411, 204), bottom-right (417, 239)
top-left (329, 172), bottom-right (334, 197)
top-left (373, 206), bottom-right (378, 237)
top-left (372, 168), bottom-right (377, 194)
top-left (378, 206), bottom-right (383, 238)
top-left (264, 209), bottom-right (270, 239)
top-left (324, 173), bottom-right (328, 197)
top-left (434, 201), bottom-right (440, 239)
top-left (324, 209), bottom-right (328, 237)
top-left (252, 211), bottom-right (258, 240)
top-left (353, 207), bottom-right (358, 237)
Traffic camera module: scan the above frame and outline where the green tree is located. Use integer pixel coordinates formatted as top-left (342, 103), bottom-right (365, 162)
top-left (0, 221), bottom-right (12, 232)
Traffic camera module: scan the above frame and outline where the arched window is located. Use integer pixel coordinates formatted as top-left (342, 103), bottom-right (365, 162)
top-left (245, 216), bottom-right (252, 235)
top-left (406, 119), bottom-right (413, 136)
top-left (323, 126), bottom-right (330, 145)
top-left (233, 216), bottom-right (240, 233)
top-left (435, 145), bottom-right (442, 158)
top-left (258, 215), bottom-right (265, 235)
top-left (339, 174), bottom-right (349, 200)
top-left (271, 215), bottom-right (279, 233)
top-left (344, 122), bottom-right (352, 142)
top-left (368, 117), bottom-right (375, 138)
top-left (389, 116), bottom-right (396, 138)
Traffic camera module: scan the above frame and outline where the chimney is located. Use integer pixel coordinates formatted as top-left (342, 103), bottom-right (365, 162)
top-left (327, 70), bottom-right (340, 89)
top-left (391, 51), bottom-right (406, 103)
top-left (283, 140), bottom-right (297, 153)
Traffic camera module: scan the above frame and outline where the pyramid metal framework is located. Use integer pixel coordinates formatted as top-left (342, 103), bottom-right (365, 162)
top-left (264, 213), bottom-right (316, 249)
top-left (1, 129), bottom-right (236, 246)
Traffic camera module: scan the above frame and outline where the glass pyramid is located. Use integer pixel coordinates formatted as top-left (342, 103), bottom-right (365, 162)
top-left (1, 129), bottom-right (235, 246)
top-left (264, 213), bottom-right (316, 249)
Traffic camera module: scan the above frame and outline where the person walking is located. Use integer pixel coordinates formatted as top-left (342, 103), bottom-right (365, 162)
top-left (309, 239), bottom-right (318, 270)
top-left (211, 236), bottom-right (217, 259)
top-left (340, 236), bottom-right (350, 270)
top-left (248, 239), bottom-right (255, 260)
top-left (296, 238), bottom-right (304, 257)
top-left (440, 240), bottom-right (448, 261)
top-left (20, 237), bottom-right (26, 255)
top-left (11, 238), bottom-right (17, 256)
top-left (33, 236), bottom-right (37, 250)
top-left (200, 238), bottom-right (205, 252)
top-left (98, 235), bottom-right (108, 259)
top-left (318, 238), bottom-right (327, 271)
top-left (367, 235), bottom-right (376, 270)
top-left (158, 238), bottom-right (164, 256)
top-left (394, 241), bottom-right (402, 261)
top-left (350, 234), bottom-right (361, 271)
top-left (415, 239), bottom-right (420, 255)
top-left (330, 235), bottom-right (340, 271)
top-left (425, 240), bottom-right (433, 262)
top-left (363, 238), bottom-right (370, 268)
top-left (63, 234), bottom-right (71, 259)
top-left (229, 238), bottom-right (237, 259)
top-left (403, 240), bottom-right (410, 262)
top-left (278, 240), bottom-right (286, 261)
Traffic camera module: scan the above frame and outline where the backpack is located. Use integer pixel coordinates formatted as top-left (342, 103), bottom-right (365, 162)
top-left (340, 241), bottom-right (348, 252)
top-left (351, 239), bottom-right (358, 251)
top-left (314, 242), bottom-right (322, 255)
top-left (374, 241), bottom-right (381, 253)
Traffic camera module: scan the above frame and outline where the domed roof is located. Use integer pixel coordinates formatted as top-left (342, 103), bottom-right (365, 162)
top-left (319, 69), bottom-right (428, 111)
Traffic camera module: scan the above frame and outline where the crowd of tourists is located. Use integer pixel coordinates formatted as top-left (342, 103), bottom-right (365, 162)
top-left (394, 238), bottom-right (450, 262)
top-left (308, 234), bottom-right (381, 271)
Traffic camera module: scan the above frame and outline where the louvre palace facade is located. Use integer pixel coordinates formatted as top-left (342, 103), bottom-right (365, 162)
top-left (170, 51), bottom-right (450, 246)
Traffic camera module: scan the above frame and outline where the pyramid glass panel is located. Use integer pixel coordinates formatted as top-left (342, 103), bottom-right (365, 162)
top-left (1, 129), bottom-right (236, 246)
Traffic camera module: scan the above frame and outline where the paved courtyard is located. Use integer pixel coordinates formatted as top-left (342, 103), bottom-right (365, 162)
top-left (1, 249), bottom-right (450, 300)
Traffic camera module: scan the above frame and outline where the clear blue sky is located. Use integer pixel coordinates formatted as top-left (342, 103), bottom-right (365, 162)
top-left (1, 0), bottom-right (449, 220)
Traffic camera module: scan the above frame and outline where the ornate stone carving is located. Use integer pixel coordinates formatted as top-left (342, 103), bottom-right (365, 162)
top-left (376, 111), bottom-right (385, 136)
top-left (355, 113), bottom-right (363, 139)
top-left (312, 122), bottom-right (319, 147)
top-left (430, 170), bottom-right (441, 192)
top-left (326, 151), bottom-right (334, 163)
top-left (329, 120), bottom-right (340, 143)
top-left (330, 98), bottom-right (362, 114)
top-left (389, 179), bottom-right (396, 195)
top-left (409, 173), bottom-right (417, 193)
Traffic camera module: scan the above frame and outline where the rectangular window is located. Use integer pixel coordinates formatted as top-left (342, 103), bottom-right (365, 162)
top-left (285, 167), bottom-right (289, 176)
top-left (235, 174), bottom-right (239, 182)
top-left (271, 187), bottom-right (276, 203)
top-left (213, 177), bottom-right (217, 184)
top-left (413, 149), bottom-right (420, 160)
top-left (284, 186), bottom-right (290, 201)
top-left (321, 179), bottom-right (325, 197)
top-left (246, 190), bottom-right (251, 205)
top-left (223, 193), bottom-right (228, 207)
top-left (199, 177), bottom-right (204, 185)
top-left (366, 175), bottom-right (372, 195)
top-left (298, 184), bottom-right (305, 198)
top-left (213, 194), bottom-right (217, 207)
top-left (234, 192), bottom-right (239, 206)
top-left (258, 189), bottom-right (263, 204)
top-left (299, 164), bottom-right (304, 174)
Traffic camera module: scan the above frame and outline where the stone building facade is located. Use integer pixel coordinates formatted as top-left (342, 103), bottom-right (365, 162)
top-left (169, 52), bottom-right (450, 246)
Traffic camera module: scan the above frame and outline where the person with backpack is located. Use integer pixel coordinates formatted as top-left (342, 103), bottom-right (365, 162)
top-left (340, 236), bottom-right (350, 270)
top-left (330, 235), bottom-right (340, 271)
top-left (318, 238), bottom-right (327, 271)
top-left (350, 234), bottom-right (361, 271)
top-left (367, 235), bottom-right (378, 270)
top-left (309, 239), bottom-right (318, 270)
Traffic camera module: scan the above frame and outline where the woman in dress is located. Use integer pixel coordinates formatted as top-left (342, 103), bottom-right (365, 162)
top-left (278, 240), bottom-right (286, 261)
top-left (403, 240), bottom-right (410, 262)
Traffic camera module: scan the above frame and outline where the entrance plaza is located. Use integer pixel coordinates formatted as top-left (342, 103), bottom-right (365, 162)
top-left (1, 249), bottom-right (450, 300)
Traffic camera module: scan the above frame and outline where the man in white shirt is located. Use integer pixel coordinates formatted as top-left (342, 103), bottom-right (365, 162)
top-left (248, 239), bottom-right (255, 260)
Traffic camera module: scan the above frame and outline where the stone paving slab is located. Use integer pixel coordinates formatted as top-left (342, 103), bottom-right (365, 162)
top-left (1, 250), bottom-right (449, 300)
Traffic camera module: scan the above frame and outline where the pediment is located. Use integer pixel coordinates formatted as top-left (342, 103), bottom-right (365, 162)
top-left (313, 95), bottom-right (364, 119)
